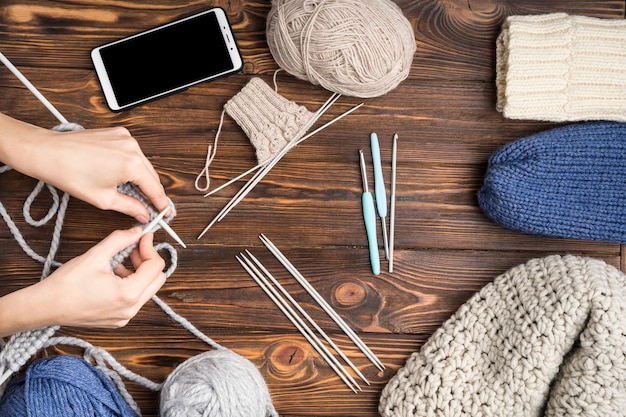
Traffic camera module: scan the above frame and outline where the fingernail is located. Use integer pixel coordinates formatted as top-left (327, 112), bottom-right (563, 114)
top-left (136, 214), bottom-right (148, 224)
top-left (130, 226), bottom-right (142, 234)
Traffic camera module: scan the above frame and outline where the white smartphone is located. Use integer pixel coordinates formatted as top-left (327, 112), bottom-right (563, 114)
top-left (91, 7), bottom-right (243, 111)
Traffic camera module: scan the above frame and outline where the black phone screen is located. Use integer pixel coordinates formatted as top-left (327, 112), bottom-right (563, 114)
top-left (98, 11), bottom-right (235, 107)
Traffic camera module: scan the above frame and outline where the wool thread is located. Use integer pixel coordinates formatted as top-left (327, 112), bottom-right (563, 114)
top-left (380, 255), bottom-right (626, 417)
top-left (478, 121), bottom-right (626, 243)
top-left (266, 0), bottom-right (416, 98)
top-left (496, 13), bottom-right (626, 122)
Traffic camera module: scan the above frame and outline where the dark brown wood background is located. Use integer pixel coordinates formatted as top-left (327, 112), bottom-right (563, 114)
top-left (0, 1), bottom-right (624, 416)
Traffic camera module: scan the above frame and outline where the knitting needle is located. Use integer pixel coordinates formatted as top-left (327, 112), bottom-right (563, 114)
top-left (389, 134), bottom-right (398, 273)
top-left (0, 51), bottom-right (68, 125)
top-left (141, 207), bottom-right (170, 236)
top-left (370, 132), bottom-right (389, 260)
top-left (359, 150), bottom-right (380, 275)
top-left (141, 207), bottom-right (186, 249)
top-left (236, 253), bottom-right (360, 393)
top-left (259, 234), bottom-right (385, 371)
top-left (158, 220), bottom-right (186, 248)
top-left (244, 249), bottom-right (369, 386)
top-left (144, 208), bottom-right (185, 248)
top-left (197, 100), bottom-right (363, 239)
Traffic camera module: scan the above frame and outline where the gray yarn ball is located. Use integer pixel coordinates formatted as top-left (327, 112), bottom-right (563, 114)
top-left (160, 349), bottom-right (278, 417)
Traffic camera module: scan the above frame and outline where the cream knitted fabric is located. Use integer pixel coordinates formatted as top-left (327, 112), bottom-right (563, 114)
top-left (496, 13), bottom-right (626, 122)
top-left (379, 255), bottom-right (626, 417)
top-left (224, 77), bottom-right (317, 164)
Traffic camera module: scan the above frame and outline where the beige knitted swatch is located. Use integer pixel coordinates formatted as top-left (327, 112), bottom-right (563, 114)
top-left (224, 77), bottom-right (317, 165)
top-left (379, 255), bottom-right (626, 417)
top-left (496, 13), bottom-right (626, 122)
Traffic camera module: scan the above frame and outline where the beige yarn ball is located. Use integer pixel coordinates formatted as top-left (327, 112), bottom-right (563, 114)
top-left (266, 0), bottom-right (416, 98)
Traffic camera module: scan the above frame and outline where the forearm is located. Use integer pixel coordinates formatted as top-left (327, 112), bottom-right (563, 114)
top-left (0, 283), bottom-right (53, 338)
top-left (0, 112), bottom-right (58, 180)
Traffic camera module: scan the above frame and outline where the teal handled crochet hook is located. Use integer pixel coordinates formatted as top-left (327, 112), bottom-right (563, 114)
top-left (359, 150), bottom-right (380, 275)
top-left (370, 132), bottom-right (389, 260)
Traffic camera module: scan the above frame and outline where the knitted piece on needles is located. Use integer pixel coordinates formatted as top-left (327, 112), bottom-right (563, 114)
top-left (379, 255), bottom-right (626, 417)
top-left (478, 122), bottom-right (626, 243)
top-left (496, 13), bottom-right (626, 122)
top-left (224, 77), bottom-right (317, 165)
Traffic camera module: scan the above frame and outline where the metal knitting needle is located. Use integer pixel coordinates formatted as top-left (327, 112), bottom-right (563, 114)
top-left (245, 250), bottom-right (369, 385)
top-left (158, 220), bottom-right (186, 248)
top-left (141, 207), bottom-right (170, 236)
top-left (370, 132), bottom-right (389, 260)
top-left (389, 134), bottom-right (398, 273)
top-left (0, 51), bottom-right (68, 124)
top-left (144, 208), bottom-right (185, 247)
top-left (197, 100), bottom-right (363, 239)
top-left (236, 253), bottom-right (360, 393)
top-left (259, 234), bottom-right (385, 371)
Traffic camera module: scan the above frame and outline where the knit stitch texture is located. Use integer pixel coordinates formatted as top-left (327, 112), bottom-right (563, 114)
top-left (496, 13), bottom-right (626, 122)
top-left (379, 255), bottom-right (626, 417)
top-left (224, 77), bottom-right (317, 164)
top-left (477, 122), bottom-right (626, 243)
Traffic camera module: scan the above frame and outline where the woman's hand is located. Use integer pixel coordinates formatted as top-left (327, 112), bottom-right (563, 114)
top-left (0, 227), bottom-right (166, 337)
top-left (0, 113), bottom-right (169, 223)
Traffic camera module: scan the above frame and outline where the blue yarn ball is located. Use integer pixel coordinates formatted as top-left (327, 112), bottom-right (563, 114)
top-left (0, 356), bottom-right (138, 417)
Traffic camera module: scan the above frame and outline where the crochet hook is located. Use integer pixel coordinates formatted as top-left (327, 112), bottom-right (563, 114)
top-left (359, 150), bottom-right (380, 275)
top-left (370, 132), bottom-right (389, 260)
top-left (389, 134), bottom-right (398, 273)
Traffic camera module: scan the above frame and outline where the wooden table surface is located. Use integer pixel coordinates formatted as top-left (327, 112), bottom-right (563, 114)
top-left (1, 1), bottom-right (624, 416)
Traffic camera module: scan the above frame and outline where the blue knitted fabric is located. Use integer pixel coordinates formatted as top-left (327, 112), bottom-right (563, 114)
top-left (478, 122), bottom-right (626, 243)
top-left (0, 356), bottom-right (138, 417)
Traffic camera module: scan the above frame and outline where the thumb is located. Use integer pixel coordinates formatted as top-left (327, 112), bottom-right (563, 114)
top-left (95, 227), bottom-right (144, 258)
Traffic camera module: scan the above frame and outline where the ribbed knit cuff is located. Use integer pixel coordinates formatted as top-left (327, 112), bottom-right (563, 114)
top-left (224, 78), bottom-right (316, 164)
top-left (496, 13), bottom-right (626, 122)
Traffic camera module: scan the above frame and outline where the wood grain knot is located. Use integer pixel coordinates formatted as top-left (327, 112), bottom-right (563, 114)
top-left (269, 343), bottom-right (307, 369)
top-left (333, 281), bottom-right (367, 307)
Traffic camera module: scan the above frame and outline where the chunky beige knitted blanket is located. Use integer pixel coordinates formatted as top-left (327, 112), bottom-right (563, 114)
top-left (496, 13), bottom-right (626, 122)
top-left (379, 255), bottom-right (626, 417)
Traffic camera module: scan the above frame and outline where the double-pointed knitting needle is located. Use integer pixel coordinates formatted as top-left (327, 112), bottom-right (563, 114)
top-left (259, 234), bottom-right (385, 371)
top-left (141, 207), bottom-right (170, 236)
top-left (141, 207), bottom-right (186, 248)
top-left (389, 134), bottom-right (398, 273)
top-left (197, 99), bottom-right (364, 239)
top-left (236, 252), bottom-right (360, 393)
top-left (244, 249), bottom-right (369, 385)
